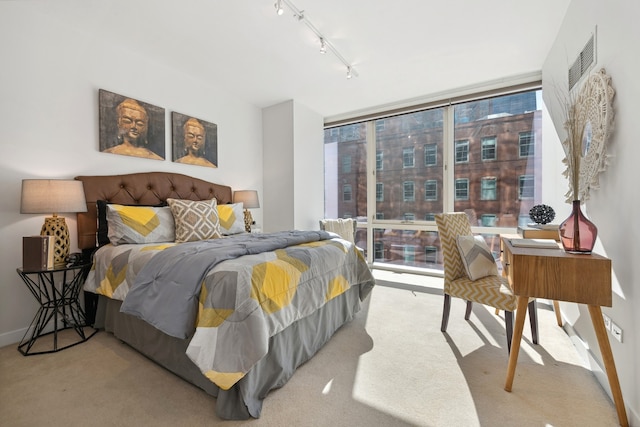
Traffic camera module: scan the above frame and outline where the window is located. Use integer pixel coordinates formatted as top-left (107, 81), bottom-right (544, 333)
top-left (481, 214), bottom-right (497, 227)
top-left (519, 131), bottom-right (534, 157)
top-left (518, 175), bottom-right (534, 199)
top-left (455, 140), bottom-right (469, 163)
top-left (455, 178), bottom-right (469, 200)
top-left (403, 245), bottom-right (415, 262)
top-left (376, 182), bottom-right (384, 202)
top-left (403, 181), bottom-right (415, 202)
top-left (403, 147), bottom-right (415, 168)
top-left (342, 155), bottom-right (351, 173)
top-left (342, 184), bottom-right (352, 201)
top-left (324, 89), bottom-right (543, 273)
top-left (424, 143), bottom-right (437, 166)
top-left (425, 246), bottom-right (437, 263)
top-left (481, 137), bottom-right (497, 161)
top-left (374, 241), bottom-right (384, 259)
top-left (424, 180), bottom-right (437, 201)
top-left (481, 177), bottom-right (497, 200)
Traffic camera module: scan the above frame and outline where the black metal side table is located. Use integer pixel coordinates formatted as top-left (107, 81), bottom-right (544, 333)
top-left (16, 263), bottom-right (98, 355)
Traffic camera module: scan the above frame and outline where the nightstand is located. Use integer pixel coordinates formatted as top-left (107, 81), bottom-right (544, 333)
top-left (16, 263), bottom-right (98, 355)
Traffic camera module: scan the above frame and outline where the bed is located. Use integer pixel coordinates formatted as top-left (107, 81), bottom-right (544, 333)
top-left (75, 171), bottom-right (375, 420)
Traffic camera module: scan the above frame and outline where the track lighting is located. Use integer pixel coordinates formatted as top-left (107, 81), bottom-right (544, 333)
top-left (274, 0), bottom-right (284, 16)
top-left (272, 0), bottom-right (357, 79)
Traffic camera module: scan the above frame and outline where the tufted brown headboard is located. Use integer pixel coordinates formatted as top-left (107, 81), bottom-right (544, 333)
top-left (75, 171), bottom-right (233, 250)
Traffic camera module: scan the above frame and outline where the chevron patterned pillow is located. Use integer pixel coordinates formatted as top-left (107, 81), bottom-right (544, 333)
top-left (106, 204), bottom-right (175, 245)
top-left (167, 198), bottom-right (222, 243)
top-left (456, 235), bottom-right (498, 281)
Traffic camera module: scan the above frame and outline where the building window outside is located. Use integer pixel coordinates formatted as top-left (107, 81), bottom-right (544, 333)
top-left (424, 213), bottom-right (435, 221)
top-left (403, 213), bottom-right (415, 221)
top-left (424, 143), bottom-right (437, 166)
top-left (455, 178), bottom-right (469, 200)
top-left (376, 182), bottom-right (384, 202)
top-left (519, 175), bottom-right (534, 199)
top-left (425, 246), bottom-right (437, 263)
top-left (403, 245), bottom-right (415, 263)
top-left (342, 155), bottom-right (351, 173)
top-left (376, 150), bottom-right (383, 170)
top-left (519, 131), bottom-right (534, 157)
top-left (481, 177), bottom-right (497, 200)
top-left (424, 180), bottom-right (437, 201)
top-left (481, 137), bottom-right (497, 161)
top-left (343, 184), bottom-right (352, 201)
top-left (374, 241), bottom-right (384, 259)
top-left (403, 181), bottom-right (415, 202)
top-left (376, 119), bottom-right (385, 133)
top-left (455, 140), bottom-right (469, 163)
top-left (376, 212), bottom-right (384, 220)
top-left (403, 147), bottom-right (415, 168)
top-left (481, 214), bottom-right (497, 227)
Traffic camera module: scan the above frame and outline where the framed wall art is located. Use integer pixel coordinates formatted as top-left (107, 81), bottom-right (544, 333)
top-left (99, 89), bottom-right (166, 160)
top-left (171, 112), bottom-right (218, 168)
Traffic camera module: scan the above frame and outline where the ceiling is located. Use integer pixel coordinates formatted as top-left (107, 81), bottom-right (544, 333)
top-left (41, 0), bottom-right (571, 120)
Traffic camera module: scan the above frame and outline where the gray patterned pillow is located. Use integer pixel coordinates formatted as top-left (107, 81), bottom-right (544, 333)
top-left (217, 202), bottom-right (246, 235)
top-left (106, 204), bottom-right (175, 245)
top-left (456, 235), bottom-right (498, 280)
top-left (167, 198), bottom-right (222, 243)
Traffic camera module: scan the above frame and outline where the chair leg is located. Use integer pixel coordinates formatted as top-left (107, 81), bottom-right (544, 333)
top-left (505, 310), bottom-right (514, 354)
top-left (528, 300), bottom-right (539, 345)
top-left (464, 301), bottom-right (473, 320)
top-left (441, 294), bottom-right (451, 332)
top-left (552, 300), bottom-right (563, 327)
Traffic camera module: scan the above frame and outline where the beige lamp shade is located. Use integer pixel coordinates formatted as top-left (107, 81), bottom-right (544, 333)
top-left (20, 179), bottom-right (88, 268)
top-left (233, 190), bottom-right (259, 232)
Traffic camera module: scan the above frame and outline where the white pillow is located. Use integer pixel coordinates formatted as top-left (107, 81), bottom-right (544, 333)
top-left (456, 235), bottom-right (498, 280)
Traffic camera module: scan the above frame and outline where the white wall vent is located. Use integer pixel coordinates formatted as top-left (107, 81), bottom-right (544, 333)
top-left (568, 30), bottom-right (597, 91)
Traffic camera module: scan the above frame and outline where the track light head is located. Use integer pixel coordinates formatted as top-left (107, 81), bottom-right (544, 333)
top-left (319, 38), bottom-right (327, 54)
top-left (346, 66), bottom-right (353, 79)
top-left (275, 0), bottom-right (284, 15)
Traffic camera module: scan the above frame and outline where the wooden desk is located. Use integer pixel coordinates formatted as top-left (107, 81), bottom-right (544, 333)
top-left (501, 237), bottom-right (628, 427)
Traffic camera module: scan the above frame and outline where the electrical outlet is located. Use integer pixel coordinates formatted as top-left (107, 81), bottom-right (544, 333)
top-left (602, 313), bottom-right (612, 331)
top-left (611, 322), bottom-right (623, 343)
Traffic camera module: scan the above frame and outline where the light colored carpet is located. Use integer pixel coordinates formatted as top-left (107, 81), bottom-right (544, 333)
top-left (0, 272), bottom-right (619, 426)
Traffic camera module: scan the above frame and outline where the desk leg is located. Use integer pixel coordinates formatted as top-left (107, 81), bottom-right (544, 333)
top-left (504, 296), bottom-right (529, 391)
top-left (552, 300), bottom-right (563, 327)
top-left (588, 305), bottom-right (628, 427)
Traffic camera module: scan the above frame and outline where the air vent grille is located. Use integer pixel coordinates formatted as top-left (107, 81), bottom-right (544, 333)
top-left (568, 33), bottom-right (596, 90)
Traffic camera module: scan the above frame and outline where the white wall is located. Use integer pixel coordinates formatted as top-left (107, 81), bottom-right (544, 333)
top-left (0, 3), bottom-right (264, 345)
top-left (543, 1), bottom-right (640, 424)
top-left (262, 100), bottom-right (324, 232)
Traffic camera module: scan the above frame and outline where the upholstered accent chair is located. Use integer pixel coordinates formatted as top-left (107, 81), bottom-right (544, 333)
top-left (435, 212), bottom-right (538, 353)
top-left (319, 218), bottom-right (357, 244)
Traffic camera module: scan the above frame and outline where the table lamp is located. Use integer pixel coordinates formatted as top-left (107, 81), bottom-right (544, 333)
top-left (233, 190), bottom-right (260, 232)
top-left (20, 179), bottom-right (88, 268)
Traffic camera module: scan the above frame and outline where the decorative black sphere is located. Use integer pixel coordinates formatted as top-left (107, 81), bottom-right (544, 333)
top-left (529, 204), bottom-right (555, 224)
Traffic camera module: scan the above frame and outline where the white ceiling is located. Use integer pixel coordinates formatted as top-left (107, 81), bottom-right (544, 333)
top-left (41, 0), bottom-right (570, 119)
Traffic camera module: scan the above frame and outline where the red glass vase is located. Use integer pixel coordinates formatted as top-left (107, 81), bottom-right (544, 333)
top-left (558, 200), bottom-right (598, 254)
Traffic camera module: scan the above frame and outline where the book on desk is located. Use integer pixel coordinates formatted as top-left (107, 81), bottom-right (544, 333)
top-left (517, 224), bottom-right (560, 241)
top-left (509, 238), bottom-right (560, 249)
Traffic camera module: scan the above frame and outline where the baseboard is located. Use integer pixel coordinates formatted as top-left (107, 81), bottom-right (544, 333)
top-left (563, 322), bottom-right (640, 426)
top-left (0, 327), bottom-right (28, 349)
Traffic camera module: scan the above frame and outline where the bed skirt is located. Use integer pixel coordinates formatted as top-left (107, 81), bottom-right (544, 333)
top-left (94, 284), bottom-right (365, 419)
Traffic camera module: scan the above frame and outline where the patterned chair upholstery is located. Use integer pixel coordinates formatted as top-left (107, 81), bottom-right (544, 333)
top-left (319, 218), bottom-right (356, 244)
top-left (435, 212), bottom-right (538, 353)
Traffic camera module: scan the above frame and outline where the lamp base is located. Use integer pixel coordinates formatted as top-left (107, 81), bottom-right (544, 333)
top-left (41, 216), bottom-right (70, 268)
top-left (243, 209), bottom-right (253, 233)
